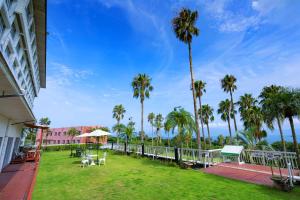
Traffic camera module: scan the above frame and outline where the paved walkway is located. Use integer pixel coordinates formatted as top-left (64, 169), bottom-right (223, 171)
top-left (203, 163), bottom-right (299, 186)
top-left (0, 162), bottom-right (36, 200)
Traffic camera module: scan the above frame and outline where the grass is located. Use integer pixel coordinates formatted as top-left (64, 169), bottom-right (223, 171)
top-left (33, 150), bottom-right (300, 200)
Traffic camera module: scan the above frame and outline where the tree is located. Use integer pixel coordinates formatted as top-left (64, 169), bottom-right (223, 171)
top-left (237, 128), bottom-right (256, 149)
top-left (39, 117), bottom-right (51, 126)
top-left (164, 120), bottom-right (172, 147)
top-left (165, 107), bottom-right (196, 149)
top-left (238, 93), bottom-right (257, 129)
top-left (121, 119), bottom-right (135, 149)
top-left (201, 104), bottom-right (214, 148)
top-left (112, 104), bottom-right (126, 144)
top-left (39, 117), bottom-right (51, 146)
top-left (217, 135), bottom-right (224, 146)
top-left (194, 80), bottom-right (206, 149)
top-left (154, 114), bottom-right (164, 146)
top-left (275, 88), bottom-right (300, 164)
top-left (218, 99), bottom-right (233, 143)
top-left (221, 75), bottom-right (238, 133)
top-left (147, 112), bottom-right (155, 146)
top-left (132, 74), bottom-right (153, 143)
top-left (259, 85), bottom-right (286, 151)
top-left (172, 8), bottom-right (202, 151)
top-left (66, 127), bottom-right (80, 156)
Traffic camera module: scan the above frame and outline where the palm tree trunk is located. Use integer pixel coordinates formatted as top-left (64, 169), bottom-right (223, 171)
top-left (188, 42), bottom-right (202, 152)
top-left (276, 117), bottom-right (286, 152)
top-left (151, 125), bottom-right (154, 147)
top-left (117, 120), bottom-right (120, 145)
top-left (168, 131), bottom-right (170, 147)
top-left (229, 90), bottom-right (238, 133)
top-left (206, 123), bottom-right (211, 148)
top-left (288, 116), bottom-right (300, 165)
top-left (227, 116), bottom-right (232, 143)
top-left (141, 100), bottom-right (144, 143)
top-left (198, 96), bottom-right (206, 149)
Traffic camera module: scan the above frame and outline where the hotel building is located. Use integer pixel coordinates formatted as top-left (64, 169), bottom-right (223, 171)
top-left (0, 0), bottom-right (46, 171)
top-left (45, 126), bottom-right (108, 145)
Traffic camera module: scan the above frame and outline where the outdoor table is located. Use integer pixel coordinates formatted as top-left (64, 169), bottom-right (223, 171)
top-left (87, 154), bottom-right (97, 166)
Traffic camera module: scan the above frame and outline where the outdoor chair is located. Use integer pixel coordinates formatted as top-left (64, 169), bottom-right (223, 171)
top-left (99, 152), bottom-right (107, 165)
top-left (81, 156), bottom-right (89, 168)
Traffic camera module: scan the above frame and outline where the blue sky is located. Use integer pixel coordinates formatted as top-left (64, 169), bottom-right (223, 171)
top-left (34, 0), bottom-right (300, 141)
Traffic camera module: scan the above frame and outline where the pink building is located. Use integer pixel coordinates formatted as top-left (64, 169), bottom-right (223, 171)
top-left (40, 125), bottom-right (107, 145)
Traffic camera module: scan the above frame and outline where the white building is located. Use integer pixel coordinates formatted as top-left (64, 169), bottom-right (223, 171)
top-left (0, 0), bottom-right (46, 171)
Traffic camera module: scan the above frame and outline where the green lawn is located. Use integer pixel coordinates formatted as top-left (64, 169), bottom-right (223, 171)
top-left (33, 150), bottom-right (300, 200)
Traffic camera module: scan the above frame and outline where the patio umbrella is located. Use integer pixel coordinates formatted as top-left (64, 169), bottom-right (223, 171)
top-left (87, 129), bottom-right (111, 163)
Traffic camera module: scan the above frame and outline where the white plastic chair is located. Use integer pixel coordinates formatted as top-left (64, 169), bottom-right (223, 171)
top-left (81, 156), bottom-right (89, 168)
top-left (99, 152), bottom-right (107, 165)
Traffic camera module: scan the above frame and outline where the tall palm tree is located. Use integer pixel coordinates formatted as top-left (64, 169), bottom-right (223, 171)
top-left (201, 104), bottom-right (214, 148)
top-left (221, 75), bottom-right (238, 133)
top-left (172, 8), bottom-right (201, 151)
top-left (275, 88), bottom-right (300, 164)
top-left (259, 85), bottom-right (286, 151)
top-left (132, 74), bottom-right (153, 143)
top-left (246, 106), bottom-right (267, 142)
top-left (194, 80), bottom-right (206, 148)
top-left (112, 104), bottom-right (126, 145)
top-left (165, 107), bottom-right (196, 149)
top-left (154, 114), bottom-right (164, 146)
top-left (218, 99), bottom-right (233, 143)
top-left (147, 112), bottom-right (155, 146)
top-left (164, 120), bottom-right (172, 147)
top-left (67, 127), bottom-right (80, 156)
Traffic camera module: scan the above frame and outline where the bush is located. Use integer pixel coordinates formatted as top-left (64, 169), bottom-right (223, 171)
top-left (43, 143), bottom-right (101, 152)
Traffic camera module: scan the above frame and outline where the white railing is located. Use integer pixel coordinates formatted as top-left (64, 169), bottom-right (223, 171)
top-left (241, 150), bottom-right (299, 169)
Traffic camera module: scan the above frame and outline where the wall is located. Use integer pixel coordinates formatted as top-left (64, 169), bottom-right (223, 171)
top-left (0, 114), bottom-right (22, 171)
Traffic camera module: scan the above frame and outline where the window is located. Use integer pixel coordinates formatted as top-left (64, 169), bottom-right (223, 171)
top-left (0, 14), bottom-right (6, 36)
top-left (11, 22), bottom-right (17, 39)
top-left (62, 140), bottom-right (65, 144)
top-left (55, 132), bottom-right (57, 136)
top-left (67, 140), bottom-right (69, 144)
top-left (58, 132), bottom-right (61, 136)
top-left (6, 0), bottom-right (14, 9)
top-left (57, 140), bottom-right (60, 144)
top-left (77, 140), bottom-right (80, 144)
top-left (63, 131), bottom-right (66, 136)
top-left (5, 45), bottom-right (12, 59)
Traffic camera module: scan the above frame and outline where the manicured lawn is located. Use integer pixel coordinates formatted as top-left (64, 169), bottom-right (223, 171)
top-left (33, 150), bottom-right (300, 200)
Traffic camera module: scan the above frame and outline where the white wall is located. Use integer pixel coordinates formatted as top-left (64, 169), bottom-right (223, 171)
top-left (0, 114), bottom-right (23, 171)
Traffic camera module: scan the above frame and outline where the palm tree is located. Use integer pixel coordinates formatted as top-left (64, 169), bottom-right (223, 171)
top-left (221, 75), bottom-right (238, 133)
top-left (165, 107), bottom-right (196, 149)
top-left (237, 128), bottom-right (256, 149)
top-left (201, 104), bottom-right (214, 148)
top-left (172, 8), bottom-right (201, 151)
top-left (259, 85), bottom-right (286, 151)
top-left (245, 106), bottom-right (267, 142)
top-left (112, 124), bottom-right (125, 143)
top-left (132, 74), bottom-right (153, 143)
top-left (194, 80), bottom-right (206, 149)
top-left (275, 88), bottom-right (300, 164)
top-left (67, 127), bottom-right (80, 156)
top-left (164, 120), bottom-right (172, 147)
top-left (122, 120), bottom-right (135, 148)
top-left (154, 114), bottom-right (164, 146)
top-left (112, 104), bottom-right (126, 145)
top-left (147, 112), bottom-right (155, 146)
top-left (218, 99), bottom-right (233, 143)
top-left (39, 117), bottom-right (51, 146)
top-left (238, 93), bottom-right (257, 129)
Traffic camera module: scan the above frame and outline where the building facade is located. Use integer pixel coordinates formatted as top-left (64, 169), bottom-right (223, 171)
top-left (0, 0), bottom-right (46, 171)
top-left (44, 126), bottom-right (108, 145)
